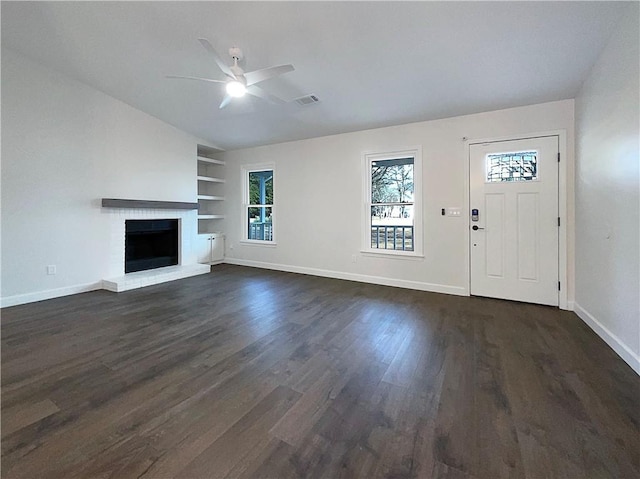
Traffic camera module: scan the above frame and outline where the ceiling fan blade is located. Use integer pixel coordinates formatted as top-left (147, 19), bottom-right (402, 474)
top-left (246, 85), bottom-right (286, 104)
top-left (219, 94), bottom-right (233, 109)
top-left (198, 38), bottom-right (237, 80)
top-left (244, 64), bottom-right (294, 86)
top-left (166, 75), bottom-right (226, 84)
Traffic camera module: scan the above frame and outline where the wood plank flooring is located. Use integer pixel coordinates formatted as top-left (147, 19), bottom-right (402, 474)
top-left (2, 264), bottom-right (638, 478)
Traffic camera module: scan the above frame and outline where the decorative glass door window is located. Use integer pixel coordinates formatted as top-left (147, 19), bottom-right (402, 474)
top-left (486, 151), bottom-right (537, 182)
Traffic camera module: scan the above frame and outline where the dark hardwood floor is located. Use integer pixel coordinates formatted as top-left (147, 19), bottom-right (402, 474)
top-left (1, 265), bottom-right (638, 478)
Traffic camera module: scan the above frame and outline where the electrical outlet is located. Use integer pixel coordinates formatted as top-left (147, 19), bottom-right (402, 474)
top-left (229, 243), bottom-right (234, 250)
top-left (46, 265), bottom-right (56, 275)
top-left (351, 254), bottom-right (358, 263)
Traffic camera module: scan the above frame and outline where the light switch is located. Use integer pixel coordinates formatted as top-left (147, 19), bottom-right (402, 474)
top-left (447, 208), bottom-right (462, 217)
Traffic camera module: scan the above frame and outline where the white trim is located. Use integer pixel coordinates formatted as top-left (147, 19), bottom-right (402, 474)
top-left (463, 139), bottom-right (471, 298)
top-left (557, 131), bottom-right (569, 310)
top-left (574, 302), bottom-right (640, 375)
top-left (239, 240), bottom-right (278, 247)
top-left (466, 130), bottom-right (568, 146)
top-left (223, 257), bottom-right (466, 296)
top-left (360, 250), bottom-right (424, 260)
top-left (464, 130), bottom-right (569, 310)
top-left (1, 282), bottom-right (102, 308)
top-left (362, 146), bottom-right (423, 257)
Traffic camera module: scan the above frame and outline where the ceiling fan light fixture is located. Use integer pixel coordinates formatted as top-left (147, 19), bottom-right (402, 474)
top-left (226, 80), bottom-right (246, 98)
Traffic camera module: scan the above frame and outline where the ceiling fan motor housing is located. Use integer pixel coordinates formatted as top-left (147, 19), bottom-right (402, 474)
top-left (228, 47), bottom-right (246, 81)
top-left (230, 65), bottom-right (246, 82)
top-left (228, 46), bottom-right (243, 61)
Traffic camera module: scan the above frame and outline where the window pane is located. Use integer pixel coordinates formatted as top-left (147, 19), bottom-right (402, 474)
top-left (370, 205), bottom-right (414, 251)
top-left (486, 151), bottom-right (537, 182)
top-left (248, 206), bottom-right (273, 241)
top-left (371, 158), bottom-right (414, 204)
top-left (249, 170), bottom-right (274, 205)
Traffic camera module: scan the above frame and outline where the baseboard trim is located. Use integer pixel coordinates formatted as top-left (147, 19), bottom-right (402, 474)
top-left (574, 302), bottom-right (640, 375)
top-left (223, 258), bottom-right (468, 297)
top-left (1, 282), bottom-right (103, 308)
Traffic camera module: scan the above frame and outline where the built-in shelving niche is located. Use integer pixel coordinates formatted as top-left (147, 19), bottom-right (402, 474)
top-left (197, 145), bottom-right (225, 235)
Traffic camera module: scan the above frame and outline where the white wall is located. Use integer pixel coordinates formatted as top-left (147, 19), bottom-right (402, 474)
top-left (574, 3), bottom-right (640, 374)
top-left (221, 100), bottom-right (575, 300)
top-left (1, 48), bottom-right (205, 304)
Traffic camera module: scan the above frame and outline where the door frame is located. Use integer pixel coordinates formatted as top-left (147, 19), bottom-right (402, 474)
top-left (464, 130), bottom-right (569, 310)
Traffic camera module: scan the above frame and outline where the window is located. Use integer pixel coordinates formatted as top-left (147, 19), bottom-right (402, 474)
top-left (242, 165), bottom-right (275, 243)
top-left (487, 151), bottom-right (537, 182)
top-left (363, 148), bottom-right (422, 256)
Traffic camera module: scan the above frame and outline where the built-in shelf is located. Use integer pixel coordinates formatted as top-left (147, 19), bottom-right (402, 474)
top-left (198, 195), bottom-right (225, 201)
top-left (197, 147), bottom-right (225, 237)
top-left (197, 156), bottom-right (226, 166)
top-left (197, 176), bottom-right (225, 183)
top-left (101, 198), bottom-right (198, 210)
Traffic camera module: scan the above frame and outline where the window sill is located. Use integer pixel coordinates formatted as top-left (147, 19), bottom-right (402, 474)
top-left (240, 240), bottom-right (277, 247)
top-left (360, 250), bottom-right (424, 260)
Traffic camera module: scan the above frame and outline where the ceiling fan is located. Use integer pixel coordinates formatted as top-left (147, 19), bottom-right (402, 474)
top-left (168, 38), bottom-right (294, 109)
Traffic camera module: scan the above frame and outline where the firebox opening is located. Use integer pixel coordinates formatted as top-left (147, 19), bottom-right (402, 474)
top-left (125, 219), bottom-right (179, 273)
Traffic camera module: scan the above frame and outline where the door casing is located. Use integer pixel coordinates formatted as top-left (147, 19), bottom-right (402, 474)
top-left (464, 131), bottom-right (569, 310)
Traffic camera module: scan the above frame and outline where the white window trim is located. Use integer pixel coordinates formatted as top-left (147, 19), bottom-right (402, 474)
top-left (362, 147), bottom-right (423, 257)
top-left (240, 163), bottom-right (276, 245)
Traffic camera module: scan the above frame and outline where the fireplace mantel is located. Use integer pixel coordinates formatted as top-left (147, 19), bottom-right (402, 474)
top-left (101, 198), bottom-right (198, 210)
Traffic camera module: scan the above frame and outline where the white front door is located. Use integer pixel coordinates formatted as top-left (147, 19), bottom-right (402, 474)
top-left (470, 136), bottom-right (559, 306)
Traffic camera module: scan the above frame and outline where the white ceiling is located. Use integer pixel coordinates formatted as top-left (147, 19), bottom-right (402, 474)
top-left (1, 1), bottom-right (628, 150)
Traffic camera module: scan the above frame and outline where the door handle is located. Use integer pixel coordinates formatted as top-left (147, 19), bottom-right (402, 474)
top-left (472, 225), bottom-right (484, 231)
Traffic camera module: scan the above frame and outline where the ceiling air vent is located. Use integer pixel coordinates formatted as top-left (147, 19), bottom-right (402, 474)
top-left (294, 94), bottom-right (320, 106)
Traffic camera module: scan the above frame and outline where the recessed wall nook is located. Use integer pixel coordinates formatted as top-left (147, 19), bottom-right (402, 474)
top-left (196, 145), bottom-right (226, 265)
